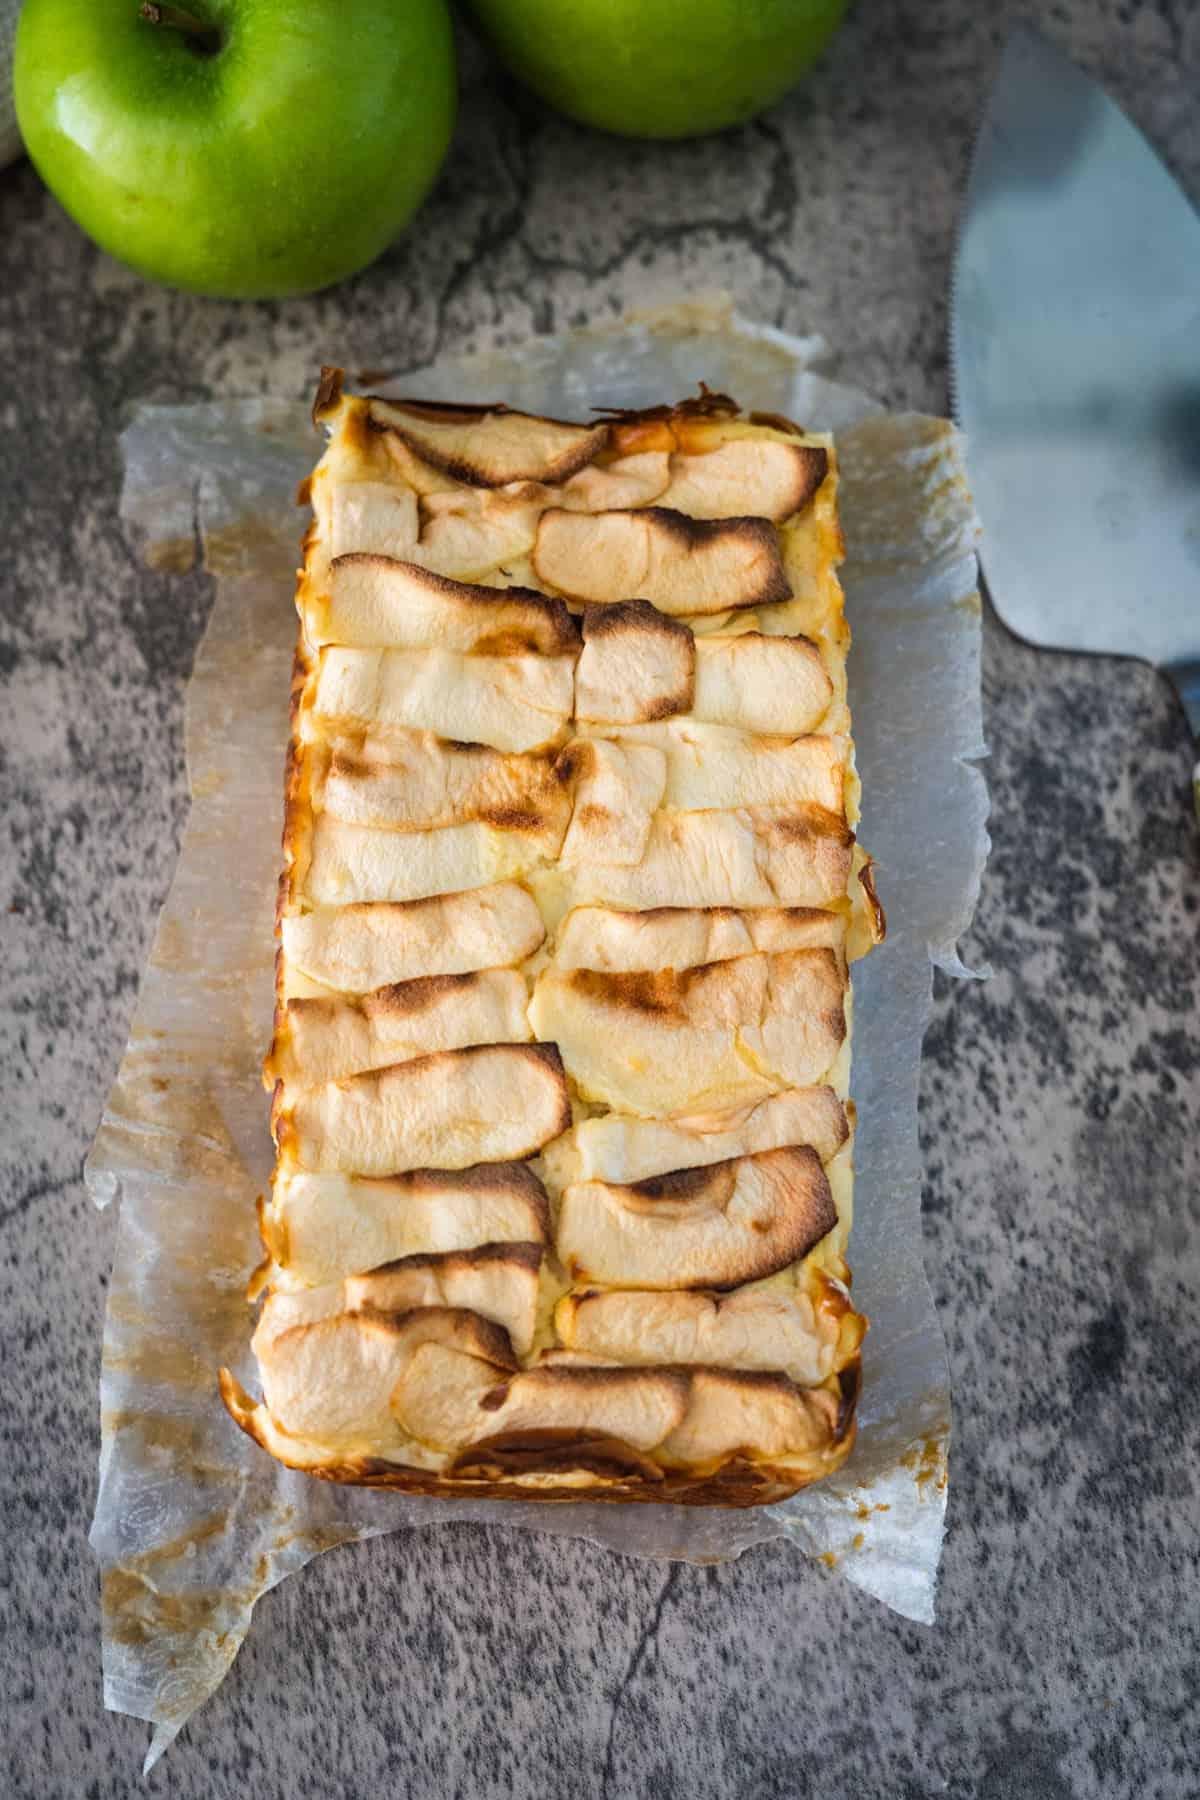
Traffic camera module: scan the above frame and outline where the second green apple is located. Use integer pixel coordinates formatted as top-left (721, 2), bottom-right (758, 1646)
top-left (466, 0), bottom-right (848, 139)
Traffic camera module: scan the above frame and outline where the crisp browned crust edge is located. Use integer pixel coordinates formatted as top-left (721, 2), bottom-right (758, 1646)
top-left (218, 1362), bottom-right (860, 1508)
top-left (857, 857), bottom-right (887, 944)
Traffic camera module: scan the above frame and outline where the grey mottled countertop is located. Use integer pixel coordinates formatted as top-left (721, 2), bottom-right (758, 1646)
top-left (2, 4), bottom-right (1198, 1797)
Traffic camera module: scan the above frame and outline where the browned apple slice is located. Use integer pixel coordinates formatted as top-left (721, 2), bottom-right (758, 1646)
top-left (657, 1367), bottom-right (843, 1467)
top-left (368, 398), bottom-right (609, 487)
top-left (438, 1361), bottom-right (692, 1452)
top-left (270, 968), bottom-right (532, 1088)
top-left (746, 809), bottom-right (856, 909)
top-left (536, 807), bottom-right (852, 916)
top-left (556, 738), bottom-right (666, 869)
top-left (530, 946), bottom-right (846, 1115)
top-left (414, 483), bottom-right (548, 580)
top-left (269, 1164), bottom-right (551, 1287)
top-left (601, 721), bottom-right (847, 814)
top-left (386, 1342), bottom-right (508, 1451)
top-left (253, 1305), bottom-right (516, 1449)
top-left (347, 1243), bottom-right (543, 1358)
top-left (302, 812), bottom-right (563, 907)
top-left (314, 555), bottom-right (580, 654)
top-left (310, 643), bottom-right (576, 754)
top-left (554, 904), bottom-right (846, 973)
top-left (280, 884), bottom-right (545, 993)
top-left (573, 600), bottom-right (696, 725)
top-left (533, 507), bottom-right (791, 616)
top-left (692, 633), bottom-right (832, 734)
top-left (556, 1147), bottom-right (837, 1288)
top-left (278, 1042), bottom-right (571, 1175)
top-left (327, 483), bottom-right (419, 560)
top-left (319, 737), bottom-right (573, 837)
top-left (539, 1087), bottom-right (849, 1190)
top-left (554, 1282), bottom-right (858, 1389)
top-left (390, 1344), bottom-right (693, 1455)
top-left (657, 439), bottom-right (829, 522)
top-left (559, 452), bottom-right (670, 512)
top-left (740, 949), bottom-right (849, 1087)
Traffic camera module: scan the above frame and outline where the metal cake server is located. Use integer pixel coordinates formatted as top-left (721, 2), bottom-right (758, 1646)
top-left (951, 26), bottom-right (1200, 810)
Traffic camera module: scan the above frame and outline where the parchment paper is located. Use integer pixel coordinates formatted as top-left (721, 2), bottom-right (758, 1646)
top-left (86, 308), bottom-right (987, 1770)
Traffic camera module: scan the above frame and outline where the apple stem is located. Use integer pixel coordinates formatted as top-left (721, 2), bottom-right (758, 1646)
top-left (138, 1), bottom-right (222, 54)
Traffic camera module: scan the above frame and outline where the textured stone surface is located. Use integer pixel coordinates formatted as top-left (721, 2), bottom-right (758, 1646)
top-left (1, 4), bottom-right (1198, 1797)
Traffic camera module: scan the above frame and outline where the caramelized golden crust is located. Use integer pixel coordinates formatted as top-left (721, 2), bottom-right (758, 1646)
top-left (219, 1361), bottom-right (860, 1505)
top-left (228, 378), bottom-right (878, 1507)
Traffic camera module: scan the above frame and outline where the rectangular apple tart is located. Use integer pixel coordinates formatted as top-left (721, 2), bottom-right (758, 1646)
top-left (220, 371), bottom-right (884, 1507)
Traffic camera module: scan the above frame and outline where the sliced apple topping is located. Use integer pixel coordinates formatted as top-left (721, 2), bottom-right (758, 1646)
top-left (533, 507), bottom-right (791, 616)
top-left (559, 451), bottom-right (670, 512)
top-left (278, 1042), bottom-right (571, 1176)
top-left (383, 1344), bottom-right (495, 1452)
top-left (553, 903), bottom-right (846, 974)
top-left (318, 736), bottom-right (573, 837)
top-left (539, 1087), bottom-right (849, 1191)
top-left (692, 632), bottom-right (832, 734)
top-left (556, 738), bottom-right (666, 869)
top-left (573, 600), bottom-right (696, 725)
top-left (657, 439), bottom-right (828, 523)
top-left (416, 483), bottom-right (549, 580)
top-left (539, 807), bottom-right (853, 913)
top-left (270, 1164), bottom-right (551, 1288)
top-left (310, 643), bottom-right (576, 755)
top-left (556, 1147), bottom-right (837, 1288)
top-left (528, 947), bottom-right (846, 1116)
top-left (347, 1243), bottom-right (543, 1359)
top-left (596, 721), bottom-right (847, 814)
top-left (303, 812), bottom-right (562, 907)
top-left (368, 398), bottom-right (609, 487)
top-left (468, 1365), bottom-right (692, 1452)
top-left (315, 555), bottom-right (580, 654)
top-left (555, 1282), bottom-right (854, 1389)
top-left (328, 484), bottom-right (419, 561)
top-left (280, 884), bottom-right (545, 993)
top-left (657, 1367), bottom-right (843, 1468)
top-left (253, 1305), bottom-right (515, 1449)
top-left (271, 968), bottom-right (532, 1088)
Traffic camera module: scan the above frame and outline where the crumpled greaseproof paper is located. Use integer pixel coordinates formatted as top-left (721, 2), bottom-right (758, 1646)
top-left (86, 309), bottom-right (987, 1770)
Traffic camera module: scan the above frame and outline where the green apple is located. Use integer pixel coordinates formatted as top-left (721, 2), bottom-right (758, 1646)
top-left (14, 0), bottom-right (457, 298)
top-left (464, 0), bottom-right (848, 139)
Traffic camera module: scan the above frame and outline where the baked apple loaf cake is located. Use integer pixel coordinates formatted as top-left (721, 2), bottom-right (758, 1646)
top-left (220, 372), bottom-right (884, 1507)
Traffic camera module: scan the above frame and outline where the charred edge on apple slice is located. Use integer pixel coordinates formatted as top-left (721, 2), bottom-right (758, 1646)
top-left (589, 385), bottom-right (742, 424)
top-left (365, 399), bottom-right (610, 487)
top-left (313, 366), bottom-right (346, 425)
top-left (359, 1241), bottom-right (545, 1282)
